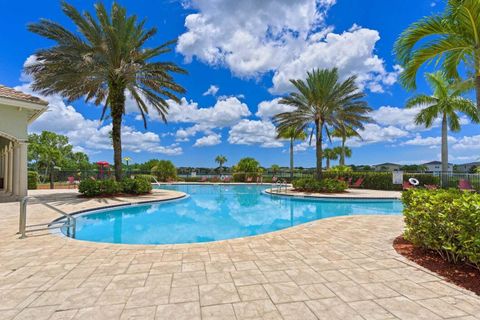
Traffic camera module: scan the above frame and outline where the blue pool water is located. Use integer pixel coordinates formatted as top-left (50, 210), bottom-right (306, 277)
top-left (62, 184), bottom-right (402, 245)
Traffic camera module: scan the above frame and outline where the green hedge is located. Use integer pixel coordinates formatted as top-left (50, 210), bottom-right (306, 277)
top-left (79, 177), bottom-right (152, 197)
top-left (28, 171), bottom-right (38, 190)
top-left (402, 189), bottom-right (480, 270)
top-left (322, 172), bottom-right (439, 190)
top-left (293, 178), bottom-right (348, 193)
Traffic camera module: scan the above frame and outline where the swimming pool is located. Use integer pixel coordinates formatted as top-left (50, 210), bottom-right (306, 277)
top-left (61, 184), bottom-right (402, 245)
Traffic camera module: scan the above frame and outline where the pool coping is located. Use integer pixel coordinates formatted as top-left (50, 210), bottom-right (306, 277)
top-left (264, 188), bottom-right (402, 200)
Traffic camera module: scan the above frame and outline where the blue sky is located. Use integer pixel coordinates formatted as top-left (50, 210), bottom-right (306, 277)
top-left (1, 0), bottom-right (479, 167)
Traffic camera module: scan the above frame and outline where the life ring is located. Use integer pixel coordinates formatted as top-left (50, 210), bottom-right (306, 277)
top-left (408, 178), bottom-right (420, 186)
top-left (220, 175), bottom-right (225, 181)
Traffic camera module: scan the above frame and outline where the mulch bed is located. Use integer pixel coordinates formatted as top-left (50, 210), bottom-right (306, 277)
top-left (393, 236), bottom-right (480, 296)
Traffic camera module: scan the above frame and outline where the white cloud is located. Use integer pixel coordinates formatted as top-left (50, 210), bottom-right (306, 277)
top-left (177, 0), bottom-right (398, 94)
top-left (402, 134), bottom-right (457, 147)
top-left (256, 98), bottom-right (295, 120)
top-left (16, 83), bottom-right (182, 156)
top-left (203, 85), bottom-right (219, 96)
top-left (453, 135), bottom-right (480, 151)
top-left (228, 120), bottom-right (283, 148)
top-left (348, 123), bottom-right (409, 147)
top-left (194, 133), bottom-right (222, 147)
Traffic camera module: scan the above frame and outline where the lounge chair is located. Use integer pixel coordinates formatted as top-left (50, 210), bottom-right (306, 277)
top-left (424, 184), bottom-right (438, 190)
top-left (246, 177), bottom-right (253, 183)
top-left (272, 176), bottom-right (278, 183)
top-left (350, 177), bottom-right (364, 188)
top-left (346, 177), bottom-right (352, 185)
top-left (256, 176), bottom-right (263, 184)
top-left (224, 176), bottom-right (232, 183)
top-left (200, 176), bottom-right (208, 182)
top-left (402, 181), bottom-right (414, 190)
top-left (458, 179), bottom-right (475, 192)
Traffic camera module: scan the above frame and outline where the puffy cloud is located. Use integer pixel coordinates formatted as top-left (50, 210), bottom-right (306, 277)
top-left (228, 120), bottom-right (283, 147)
top-left (256, 98), bottom-right (295, 120)
top-left (402, 134), bottom-right (457, 147)
top-left (177, 0), bottom-right (398, 94)
top-left (348, 123), bottom-right (409, 147)
top-left (16, 83), bottom-right (182, 156)
top-left (453, 135), bottom-right (480, 151)
top-left (194, 133), bottom-right (222, 147)
top-left (203, 85), bottom-right (219, 96)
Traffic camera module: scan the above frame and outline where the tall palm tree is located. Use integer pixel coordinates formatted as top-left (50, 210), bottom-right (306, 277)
top-left (26, 2), bottom-right (187, 180)
top-left (323, 148), bottom-right (338, 170)
top-left (394, 0), bottom-right (480, 109)
top-left (274, 68), bottom-right (370, 180)
top-left (333, 145), bottom-right (351, 166)
top-left (215, 155), bottom-right (227, 171)
top-left (277, 127), bottom-right (307, 179)
top-left (407, 72), bottom-right (479, 176)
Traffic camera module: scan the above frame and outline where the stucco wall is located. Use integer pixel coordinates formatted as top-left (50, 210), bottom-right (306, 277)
top-left (0, 103), bottom-right (30, 141)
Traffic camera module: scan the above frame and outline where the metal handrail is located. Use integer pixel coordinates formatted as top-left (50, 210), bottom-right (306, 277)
top-left (152, 176), bottom-right (162, 186)
top-left (19, 196), bottom-right (76, 239)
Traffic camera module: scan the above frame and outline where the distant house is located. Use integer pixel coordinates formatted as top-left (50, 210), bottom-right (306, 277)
top-left (422, 161), bottom-right (453, 173)
top-left (373, 163), bottom-right (401, 172)
top-left (456, 161), bottom-right (480, 173)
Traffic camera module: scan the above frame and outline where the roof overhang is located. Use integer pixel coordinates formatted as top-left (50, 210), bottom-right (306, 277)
top-left (0, 96), bottom-right (48, 123)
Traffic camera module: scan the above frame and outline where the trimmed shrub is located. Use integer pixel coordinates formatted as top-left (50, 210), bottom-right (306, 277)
top-left (293, 178), bottom-right (348, 193)
top-left (402, 189), bottom-right (480, 270)
top-left (79, 179), bottom-right (101, 196)
top-left (122, 177), bottom-right (152, 195)
top-left (28, 171), bottom-right (38, 190)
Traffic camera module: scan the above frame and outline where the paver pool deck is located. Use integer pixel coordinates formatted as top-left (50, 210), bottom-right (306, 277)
top-left (0, 188), bottom-right (479, 320)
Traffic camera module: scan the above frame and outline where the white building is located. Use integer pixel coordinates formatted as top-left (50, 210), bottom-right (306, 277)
top-left (0, 85), bottom-right (48, 199)
top-left (422, 161), bottom-right (453, 173)
top-left (456, 161), bottom-right (480, 173)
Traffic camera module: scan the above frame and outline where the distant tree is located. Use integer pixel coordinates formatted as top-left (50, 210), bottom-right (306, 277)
top-left (28, 131), bottom-right (82, 188)
top-left (270, 164), bottom-right (280, 176)
top-left (277, 127), bottom-right (307, 179)
top-left (215, 155), bottom-right (227, 171)
top-left (234, 158), bottom-right (260, 174)
top-left (332, 128), bottom-right (356, 166)
top-left (26, 2), bottom-right (187, 180)
top-left (323, 148), bottom-right (338, 170)
top-left (151, 160), bottom-right (177, 182)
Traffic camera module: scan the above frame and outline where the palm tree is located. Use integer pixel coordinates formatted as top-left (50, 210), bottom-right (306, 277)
top-left (333, 145), bottom-right (351, 166)
top-left (406, 72), bottom-right (479, 178)
top-left (323, 148), bottom-right (338, 170)
top-left (277, 127), bottom-right (307, 179)
top-left (274, 68), bottom-right (370, 180)
top-left (215, 155), bottom-right (227, 171)
top-left (394, 0), bottom-right (480, 109)
top-left (26, 2), bottom-right (187, 180)
top-left (332, 127), bottom-right (357, 166)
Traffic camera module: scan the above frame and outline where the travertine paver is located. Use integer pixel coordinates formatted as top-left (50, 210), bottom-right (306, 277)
top-left (0, 188), bottom-right (479, 319)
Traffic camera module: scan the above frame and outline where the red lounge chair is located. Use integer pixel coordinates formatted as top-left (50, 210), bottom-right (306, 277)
top-left (246, 177), bottom-right (253, 183)
top-left (200, 176), bottom-right (208, 182)
top-left (458, 179), bottom-right (475, 192)
top-left (346, 177), bottom-right (352, 185)
top-left (350, 177), bottom-right (364, 188)
top-left (402, 181), bottom-right (414, 190)
top-left (272, 176), bottom-right (278, 183)
top-left (224, 176), bottom-right (231, 183)
top-left (67, 176), bottom-right (79, 189)
top-left (424, 184), bottom-right (438, 190)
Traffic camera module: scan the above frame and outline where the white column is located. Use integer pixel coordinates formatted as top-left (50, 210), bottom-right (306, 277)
top-left (13, 143), bottom-right (21, 196)
top-left (6, 144), bottom-right (13, 194)
top-left (17, 142), bottom-right (28, 197)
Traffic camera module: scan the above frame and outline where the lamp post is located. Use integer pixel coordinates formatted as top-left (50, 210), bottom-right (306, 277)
top-left (124, 157), bottom-right (131, 177)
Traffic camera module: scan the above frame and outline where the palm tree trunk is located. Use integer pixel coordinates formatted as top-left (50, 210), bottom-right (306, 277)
top-left (340, 136), bottom-right (346, 166)
top-left (315, 119), bottom-right (323, 180)
top-left (326, 158), bottom-right (330, 169)
top-left (476, 75), bottom-right (480, 111)
top-left (49, 166), bottom-right (54, 189)
top-left (441, 113), bottom-right (448, 187)
top-left (290, 138), bottom-right (294, 180)
top-left (110, 85), bottom-right (125, 181)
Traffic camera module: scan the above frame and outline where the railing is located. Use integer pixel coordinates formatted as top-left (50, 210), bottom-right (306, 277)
top-left (272, 180), bottom-right (289, 194)
top-left (18, 196), bottom-right (76, 239)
